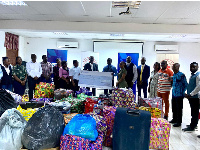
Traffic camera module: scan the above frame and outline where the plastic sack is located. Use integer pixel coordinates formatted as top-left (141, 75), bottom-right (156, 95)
top-left (63, 114), bottom-right (98, 141)
top-left (0, 89), bottom-right (17, 116)
top-left (5, 89), bottom-right (22, 103)
top-left (48, 101), bottom-right (71, 114)
top-left (0, 108), bottom-right (27, 150)
top-left (22, 105), bottom-right (65, 150)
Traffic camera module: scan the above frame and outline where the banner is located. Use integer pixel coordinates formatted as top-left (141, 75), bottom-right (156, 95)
top-left (78, 70), bottom-right (112, 89)
top-left (81, 51), bottom-right (99, 70)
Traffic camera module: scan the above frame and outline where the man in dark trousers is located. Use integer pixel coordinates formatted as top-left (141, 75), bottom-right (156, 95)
top-left (170, 63), bottom-right (188, 127)
top-left (26, 54), bottom-right (42, 100)
top-left (137, 57), bottom-right (150, 98)
top-left (125, 56), bottom-right (137, 89)
top-left (103, 58), bottom-right (117, 94)
top-left (183, 62), bottom-right (200, 132)
top-left (83, 56), bottom-right (98, 96)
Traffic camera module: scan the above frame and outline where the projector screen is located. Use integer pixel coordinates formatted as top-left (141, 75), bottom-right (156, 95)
top-left (94, 41), bottom-right (144, 72)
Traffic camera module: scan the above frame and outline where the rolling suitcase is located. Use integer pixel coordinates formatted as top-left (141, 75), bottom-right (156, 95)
top-left (113, 107), bottom-right (151, 150)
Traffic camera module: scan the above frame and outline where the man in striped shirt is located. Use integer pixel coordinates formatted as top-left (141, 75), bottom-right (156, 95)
top-left (157, 60), bottom-right (173, 120)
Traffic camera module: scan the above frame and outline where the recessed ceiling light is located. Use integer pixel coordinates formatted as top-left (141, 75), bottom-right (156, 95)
top-left (0, 1), bottom-right (28, 6)
top-left (53, 32), bottom-right (68, 35)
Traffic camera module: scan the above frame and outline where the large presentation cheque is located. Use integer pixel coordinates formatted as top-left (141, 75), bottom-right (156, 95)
top-left (78, 70), bottom-right (113, 89)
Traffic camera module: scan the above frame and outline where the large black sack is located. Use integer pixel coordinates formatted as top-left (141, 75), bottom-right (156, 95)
top-left (22, 105), bottom-right (65, 150)
top-left (0, 89), bottom-right (17, 116)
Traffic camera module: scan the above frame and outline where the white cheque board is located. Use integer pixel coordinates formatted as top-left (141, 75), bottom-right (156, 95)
top-left (78, 70), bottom-right (113, 89)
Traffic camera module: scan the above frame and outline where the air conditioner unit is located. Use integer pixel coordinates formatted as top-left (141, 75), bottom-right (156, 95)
top-left (57, 42), bottom-right (78, 48)
top-left (155, 45), bottom-right (179, 53)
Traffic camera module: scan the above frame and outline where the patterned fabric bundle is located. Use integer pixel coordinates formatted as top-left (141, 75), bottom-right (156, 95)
top-left (62, 98), bottom-right (85, 114)
top-left (111, 88), bottom-right (135, 108)
top-left (138, 97), bottom-right (162, 110)
top-left (22, 94), bottom-right (29, 102)
top-left (60, 134), bottom-right (103, 150)
top-left (17, 105), bottom-right (37, 121)
top-left (139, 106), bottom-right (162, 118)
top-left (84, 97), bottom-right (98, 114)
top-left (75, 87), bottom-right (93, 97)
top-left (149, 118), bottom-right (171, 150)
top-left (63, 113), bottom-right (78, 125)
top-left (103, 106), bottom-right (116, 147)
top-left (89, 113), bottom-right (107, 141)
top-left (30, 98), bottom-right (53, 102)
top-left (5, 90), bottom-right (22, 103)
top-left (34, 82), bottom-right (55, 98)
top-left (54, 89), bottom-right (73, 100)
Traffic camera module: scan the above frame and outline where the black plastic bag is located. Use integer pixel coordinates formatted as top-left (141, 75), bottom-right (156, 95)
top-left (22, 105), bottom-right (65, 150)
top-left (0, 89), bottom-right (17, 116)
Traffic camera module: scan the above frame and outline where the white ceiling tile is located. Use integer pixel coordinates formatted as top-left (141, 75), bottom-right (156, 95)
top-left (160, 1), bottom-right (200, 19)
top-left (176, 18), bottom-right (199, 25)
top-left (131, 17), bottom-right (157, 24)
top-left (155, 18), bottom-right (180, 24)
top-left (26, 1), bottom-right (62, 15)
top-left (0, 14), bottom-right (27, 20)
top-left (51, 1), bottom-right (84, 17)
top-left (134, 1), bottom-right (174, 18)
top-left (0, 5), bottom-right (17, 14)
top-left (82, 1), bottom-right (111, 17)
top-left (6, 5), bottom-right (39, 15)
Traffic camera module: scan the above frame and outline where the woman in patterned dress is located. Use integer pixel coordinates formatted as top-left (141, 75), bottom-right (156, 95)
top-left (148, 62), bottom-right (160, 98)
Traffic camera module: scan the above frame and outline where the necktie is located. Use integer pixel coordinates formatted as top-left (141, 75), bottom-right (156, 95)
top-left (140, 65), bottom-right (144, 81)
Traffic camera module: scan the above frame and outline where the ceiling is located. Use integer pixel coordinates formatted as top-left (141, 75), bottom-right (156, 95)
top-left (1, 1), bottom-right (200, 42)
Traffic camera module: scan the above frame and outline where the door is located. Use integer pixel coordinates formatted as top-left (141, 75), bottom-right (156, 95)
top-left (6, 49), bottom-right (18, 66)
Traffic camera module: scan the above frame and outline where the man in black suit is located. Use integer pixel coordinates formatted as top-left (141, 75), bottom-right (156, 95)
top-left (137, 57), bottom-right (150, 98)
top-left (83, 56), bottom-right (98, 96)
top-left (125, 56), bottom-right (138, 89)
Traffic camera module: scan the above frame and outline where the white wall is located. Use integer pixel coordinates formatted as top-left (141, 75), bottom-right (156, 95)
top-left (143, 41), bottom-right (200, 81)
top-left (23, 38), bottom-right (93, 67)
top-left (0, 31), bottom-right (6, 63)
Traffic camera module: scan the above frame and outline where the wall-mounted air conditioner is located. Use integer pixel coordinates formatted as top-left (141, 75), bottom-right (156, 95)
top-left (57, 42), bottom-right (78, 48)
top-left (155, 45), bottom-right (179, 53)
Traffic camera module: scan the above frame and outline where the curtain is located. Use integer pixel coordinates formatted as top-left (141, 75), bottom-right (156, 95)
top-left (4, 32), bottom-right (19, 50)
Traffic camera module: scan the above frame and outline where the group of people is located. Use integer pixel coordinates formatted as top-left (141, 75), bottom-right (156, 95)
top-left (0, 54), bottom-right (81, 101)
top-left (104, 56), bottom-right (199, 135)
top-left (0, 54), bottom-right (199, 136)
top-left (148, 60), bottom-right (200, 136)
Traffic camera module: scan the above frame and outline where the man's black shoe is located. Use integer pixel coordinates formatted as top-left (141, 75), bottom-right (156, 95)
top-left (169, 119), bottom-right (176, 124)
top-left (173, 123), bottom-right (181, 127)
top-left (182, 127), bottom-right (195, 132)
top-left (164, 116), bottom-right (168, 121)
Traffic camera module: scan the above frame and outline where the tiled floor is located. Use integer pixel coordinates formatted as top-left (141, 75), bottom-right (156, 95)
top-left (97, 88), bottom-right (200, 150)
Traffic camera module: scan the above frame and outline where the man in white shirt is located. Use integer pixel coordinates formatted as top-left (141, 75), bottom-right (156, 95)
top-left (69, 60), bottom-right (81, 95)
top-left (26, 54), bottom-right (42, 100)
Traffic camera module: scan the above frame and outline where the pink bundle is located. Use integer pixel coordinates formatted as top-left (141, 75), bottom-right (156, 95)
top-left (149, 118), bottom-right (171, 150)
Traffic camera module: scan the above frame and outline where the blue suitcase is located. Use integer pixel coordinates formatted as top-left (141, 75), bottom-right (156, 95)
top-left (113, 107), bottom-right (151, 150)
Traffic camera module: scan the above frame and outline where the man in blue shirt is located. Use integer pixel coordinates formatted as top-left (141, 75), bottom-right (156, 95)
top-left (183, 62), bottom-right (200, 132)
top-left (170, 63), bottom-right (188, 127)
top-left (103, 58), bottom-right (117, 94)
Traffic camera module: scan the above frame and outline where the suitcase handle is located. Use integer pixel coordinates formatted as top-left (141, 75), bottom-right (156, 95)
top-left (126, 108), bottom-right (140, 116)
